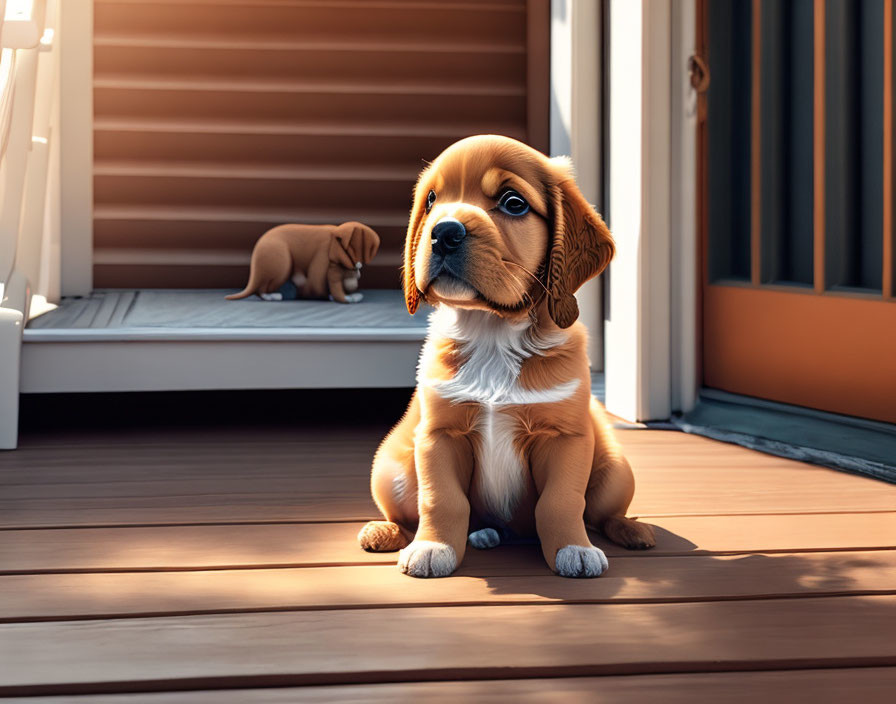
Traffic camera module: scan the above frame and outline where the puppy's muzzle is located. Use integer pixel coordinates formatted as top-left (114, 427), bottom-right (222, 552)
top-left (431, 218), bottom-right (466, 257)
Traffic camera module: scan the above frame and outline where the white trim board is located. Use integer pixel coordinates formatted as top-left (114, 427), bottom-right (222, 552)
top-left (20, 335), bottom-right (424, 393)
top-left (604, 0), bottom-right (671, 422)
top-left (23, 327), bottom-right (427, 343)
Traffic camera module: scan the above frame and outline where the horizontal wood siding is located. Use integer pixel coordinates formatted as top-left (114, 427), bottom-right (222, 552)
top-left (93, 0), bottom-right (548, 289)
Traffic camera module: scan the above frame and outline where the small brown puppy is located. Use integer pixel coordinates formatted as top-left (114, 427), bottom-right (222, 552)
top-left (226, 222), bottom-right (380, 303)
top-left (358, 135), bottom-right (655, 578)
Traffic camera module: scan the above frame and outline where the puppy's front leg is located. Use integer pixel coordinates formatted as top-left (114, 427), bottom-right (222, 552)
top-left (399, 426), bottom-right (472, 578)
top-left (326, 264), bottom-right (350, 303)
top-left (531, 434), bottom-right (608, 578)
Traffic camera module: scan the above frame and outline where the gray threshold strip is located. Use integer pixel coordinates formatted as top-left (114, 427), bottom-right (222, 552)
top-left (663, 390), bottom-right (896, 484)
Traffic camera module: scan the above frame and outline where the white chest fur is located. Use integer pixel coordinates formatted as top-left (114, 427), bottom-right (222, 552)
top-left (418, 307), bottom-right (580, 521)
top-left (473, 404), bottom-right (526, 521)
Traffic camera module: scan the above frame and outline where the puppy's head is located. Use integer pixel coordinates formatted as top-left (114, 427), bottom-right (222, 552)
top-left (403, 135), bottom-right (614, 328)
top-left (329, 222), bottom-right (381, 269)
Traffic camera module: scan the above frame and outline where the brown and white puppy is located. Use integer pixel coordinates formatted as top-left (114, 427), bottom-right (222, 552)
top-left (226, 222), bottom-right (380, 303)
top-left (358, 135), bottom-right (655, 578)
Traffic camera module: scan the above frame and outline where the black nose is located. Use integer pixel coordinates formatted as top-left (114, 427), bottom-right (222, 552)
top-left (431, 218), bottom-right (466, 256)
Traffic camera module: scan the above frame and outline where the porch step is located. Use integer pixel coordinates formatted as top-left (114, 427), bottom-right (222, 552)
top-left (21, 289), bottom-right (426, 393)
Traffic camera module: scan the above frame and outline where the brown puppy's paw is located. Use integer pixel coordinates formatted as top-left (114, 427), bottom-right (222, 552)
top-left (601, 516), bottom-right (656, 550)
top-left (358, 521), bottom-right (408, 552)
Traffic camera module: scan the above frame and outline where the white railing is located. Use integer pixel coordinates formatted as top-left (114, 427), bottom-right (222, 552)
top-left (0, 0), bottom-right (58, 449)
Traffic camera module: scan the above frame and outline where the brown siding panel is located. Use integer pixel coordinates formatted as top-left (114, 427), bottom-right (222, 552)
top-left (93, 0), bottom-right (546, 289)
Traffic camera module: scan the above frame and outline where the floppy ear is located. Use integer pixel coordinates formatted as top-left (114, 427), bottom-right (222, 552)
top-left (328, 227), bottom-right (356, 270)
top-left (352, 224), bottom-right (380, 264)
top-left (402, 171), bottom-right (430, 315)
top-left (545, 164), bottom-right (615, 329)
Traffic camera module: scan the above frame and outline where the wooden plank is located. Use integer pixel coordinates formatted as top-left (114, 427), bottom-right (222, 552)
top-left (2, 512), bottom-right (894, 573)
top-left (1, 596), bottom-right (895, 694)
top-left (814, 0), bottom-right (825, 292)
top-left (18, 668), bottom-right (896, 703)
top-left (0, 426), bottom-right (384, 527)
top-left (2, 428), bottom-right (894, 528)
top-left (2, 550), bottom-right (895, 622)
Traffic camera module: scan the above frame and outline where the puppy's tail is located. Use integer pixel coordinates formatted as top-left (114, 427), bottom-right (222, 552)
top-left (225, 283), bottom-right (258, 300)
top-left (224, 245), bottom-right (272, 301)
top-left (225, 262), bottom-right (264, 300)
top-left (227, 237), bottom-right (292, 300)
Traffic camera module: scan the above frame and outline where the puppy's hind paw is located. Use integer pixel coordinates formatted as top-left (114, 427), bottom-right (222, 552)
top-left (398, 540), bottom-right (456, 578)
top-left (468, 528), bottom-right (500, 549)
top-left (555, 545), bottom-right (609, 578)
top-left (601, 516), bottom-right (656, 550)
top-left (358, 521), bottom-right (408, 552)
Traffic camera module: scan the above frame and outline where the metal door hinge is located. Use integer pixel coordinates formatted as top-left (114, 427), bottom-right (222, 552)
top-left (688, 54), bottom-right (711, 92)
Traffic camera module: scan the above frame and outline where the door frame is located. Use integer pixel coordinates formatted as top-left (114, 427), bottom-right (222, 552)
top-left (602, 0), bottom-right (699, 422)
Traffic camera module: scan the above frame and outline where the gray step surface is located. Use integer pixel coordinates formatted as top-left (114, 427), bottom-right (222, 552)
top-left (27, 289), bottom-right (428, 331)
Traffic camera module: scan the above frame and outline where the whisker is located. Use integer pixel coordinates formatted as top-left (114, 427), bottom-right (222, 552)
top-left (501, 260), bottom-right (550, 297)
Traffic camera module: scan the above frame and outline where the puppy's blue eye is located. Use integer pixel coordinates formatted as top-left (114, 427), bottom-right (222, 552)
top-left (498, 190), bottom-right (529, 216)
top-left (425, 190), bottom-right (436, 213)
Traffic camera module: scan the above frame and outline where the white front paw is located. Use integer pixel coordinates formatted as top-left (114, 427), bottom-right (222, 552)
top-left (398, 540), bottom-right (456, 578)
top-left (259, 292), bottom-right (283, 301)
top-left (345, 292), bottom-right (363, 303)
top-left (555, 545), bottom-right (608, 578)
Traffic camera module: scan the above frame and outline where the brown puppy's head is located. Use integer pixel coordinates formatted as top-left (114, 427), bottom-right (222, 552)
top-left (403, 135), bottom-right (614, 328)
top-left (329, 222), bottom-right (381, 269)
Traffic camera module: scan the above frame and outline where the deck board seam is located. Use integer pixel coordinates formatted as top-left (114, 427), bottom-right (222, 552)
top-left (3, 545), bottom-right (896, 576)
top-left (1, 508), bottom-right (894, 530)
top-left (4, 590), bottom-right (896, 625)
top-left (4, 658), bottom-right (896, 698)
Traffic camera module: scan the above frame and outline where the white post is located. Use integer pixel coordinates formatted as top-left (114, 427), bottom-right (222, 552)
top-left (0, 45), bottom-right (38, 284)
top-left (550, 0), bottom-right (604, 368)
top-left (17, 5), bottom-right (56, 304)
top-left (57, 0), bottom-right (92, 296)
top-left (0, 39), bottom-right (35, 446)
top-left (604, 0), bottom-right (673, 422)
top-left (0, 0), bottom-right (57, 449)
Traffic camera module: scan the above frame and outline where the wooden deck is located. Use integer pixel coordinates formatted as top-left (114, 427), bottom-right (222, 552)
top-left (1, 400), bottom-right (895, 701)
